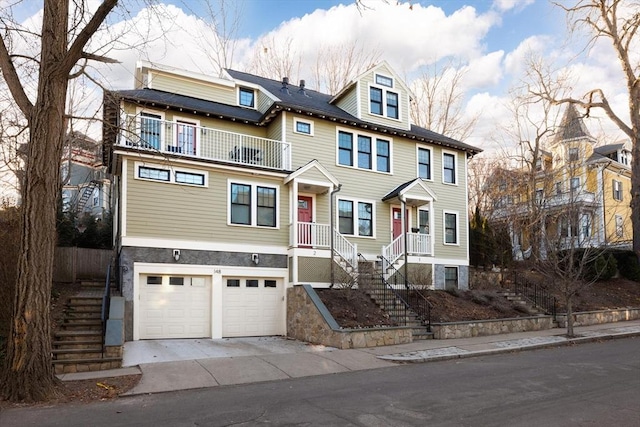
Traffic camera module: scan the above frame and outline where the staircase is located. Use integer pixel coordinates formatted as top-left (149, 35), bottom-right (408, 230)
top-left (358, 258), bottom-right (433, 340)
top-left (76, 180), bottom-right (99, 212)
top-left (52, 280), bottom-right (122, 375)
top-left (497, 291), bottom-right (543, 315)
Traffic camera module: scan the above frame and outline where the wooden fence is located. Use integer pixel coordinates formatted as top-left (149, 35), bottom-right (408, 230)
top-left (53, 247), bottom-right (114, 282)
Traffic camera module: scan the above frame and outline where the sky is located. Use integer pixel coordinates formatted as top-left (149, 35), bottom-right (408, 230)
top-left (0, 0), bottom-right (634, 202)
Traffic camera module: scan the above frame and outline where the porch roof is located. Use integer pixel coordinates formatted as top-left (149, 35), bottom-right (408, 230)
top-left (382, 178), bottom-right (437, 207)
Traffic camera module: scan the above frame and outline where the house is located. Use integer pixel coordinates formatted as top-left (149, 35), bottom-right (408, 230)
top-left (61, 132), bottom-right (111, 219)
top-left (102, 60), bottom-right (481, 341)
top-left (489, 104), bottom-right (632, 259)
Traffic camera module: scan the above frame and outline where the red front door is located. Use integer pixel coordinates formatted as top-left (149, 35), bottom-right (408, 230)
top-left (298, 196), bottom-right (313, 247)
top-left (392, 207), bottom-right (408, 239)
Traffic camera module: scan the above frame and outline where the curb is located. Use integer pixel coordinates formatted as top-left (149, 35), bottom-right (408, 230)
top-left (378, 331), bottom-right (640, 363)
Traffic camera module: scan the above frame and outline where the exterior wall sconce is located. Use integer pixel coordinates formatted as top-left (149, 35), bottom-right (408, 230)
top-left (173, 249), bottom-right (180, 261)
top-left (251, 253), bottom-right (259, 265)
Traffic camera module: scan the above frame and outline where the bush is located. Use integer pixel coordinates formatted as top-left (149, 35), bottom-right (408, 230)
top-left (614, 251), bottom-right (640, 282)
top-left (587, 253), bottom-right (617, 281)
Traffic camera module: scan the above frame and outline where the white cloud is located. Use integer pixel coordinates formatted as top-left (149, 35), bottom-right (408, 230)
top-left (492, 0), bottom-right (535, 13)
top-left (463, 51), bottom-right (505, 89)
top-left (504, 35), bottom-right (551, 76)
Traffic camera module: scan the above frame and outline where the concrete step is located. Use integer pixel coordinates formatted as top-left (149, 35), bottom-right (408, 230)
top-left (53, 357), bottom-right (122, 375)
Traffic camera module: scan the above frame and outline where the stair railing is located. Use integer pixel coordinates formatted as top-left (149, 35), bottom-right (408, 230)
top-left (333, 228), bottom-right (358, 272)
top-left (101, 263), bottom-right (112, 355)
top-left (378, 254), bottom-right (432, 331)
top-left (381, 234), bottom-right (404, 272)
top-left (512, 270), bottom-right (557, 318)
top-left (357, 254), bottom-right (409, 325)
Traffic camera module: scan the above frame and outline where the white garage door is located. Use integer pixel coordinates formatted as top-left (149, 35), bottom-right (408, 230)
top-left (222, 277), bottom-right (284, 337)
top-left (139, 275), bottom-right (211, 339)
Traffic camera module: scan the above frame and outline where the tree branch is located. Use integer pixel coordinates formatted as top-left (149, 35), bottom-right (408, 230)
top-left (0, 36), bottom-right (34, 118)
top-left (61, 0), bottom-right (118, 74)
top-left (81, 51), bottom-right (119, 64)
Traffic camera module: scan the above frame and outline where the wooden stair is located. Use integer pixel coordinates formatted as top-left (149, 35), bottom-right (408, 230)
top-left (52, 281), bottom-right (122, 374)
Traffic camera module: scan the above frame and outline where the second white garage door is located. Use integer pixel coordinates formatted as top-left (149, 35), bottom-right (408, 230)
top-left (222, 277), bottom-right (284, 337)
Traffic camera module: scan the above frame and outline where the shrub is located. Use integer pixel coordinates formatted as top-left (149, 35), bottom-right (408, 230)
top-left (614, 251), bottom-right (640, 282)
top-left (587, 253), bottom-right (617, 281)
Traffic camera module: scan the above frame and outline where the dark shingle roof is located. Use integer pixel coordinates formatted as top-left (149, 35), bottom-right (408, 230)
top-left (554, 104), bottom-right (592, 143)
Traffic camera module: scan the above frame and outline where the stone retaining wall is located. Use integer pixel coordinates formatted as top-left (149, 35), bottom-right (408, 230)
top-left (556, 308), bottom-right (640, 328)
top-left (431, 316), bottom-right (555, 339)
top-left (287, 285), bottom-right (412, 349)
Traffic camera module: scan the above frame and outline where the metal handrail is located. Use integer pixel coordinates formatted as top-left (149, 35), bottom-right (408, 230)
top-left (101, 263), bottom-right (112, 354)
top-left (379, 254), bottom-right (432, 331)
top-left (512, 271), bottom-right (557, 318)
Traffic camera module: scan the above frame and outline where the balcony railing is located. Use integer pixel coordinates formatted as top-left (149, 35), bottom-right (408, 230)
top-left (118, 114), bottom-right (291, 170)
top-left (292, 222), bottom-right (357, 270)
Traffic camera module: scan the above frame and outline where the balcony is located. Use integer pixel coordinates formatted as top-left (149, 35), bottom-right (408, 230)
top-left (118, 114), bottom-right (291, 170)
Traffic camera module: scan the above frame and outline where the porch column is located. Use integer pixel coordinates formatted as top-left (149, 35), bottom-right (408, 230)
top-left (291, 181), bottom-right (299, 285)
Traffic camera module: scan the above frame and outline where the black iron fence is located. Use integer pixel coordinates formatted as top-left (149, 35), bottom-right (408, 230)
top-left (512, 270), bottom-right (557, 318)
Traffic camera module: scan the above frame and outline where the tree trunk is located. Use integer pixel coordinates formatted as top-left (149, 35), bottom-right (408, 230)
top-left (0, 0), bottom-right (69, 402)
top-left (565, 294), bottom-right (574, 338)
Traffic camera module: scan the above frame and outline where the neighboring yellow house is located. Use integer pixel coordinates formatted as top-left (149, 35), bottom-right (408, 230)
top-left (102, 61), bottom-right (481, 341)
top-left (491, 105), bottom-right (632, 258)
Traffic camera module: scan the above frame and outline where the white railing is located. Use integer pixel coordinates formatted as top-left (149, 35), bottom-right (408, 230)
top-left (119, 114), bottom-right (291, 170)
top-left (382, 234), bottom-right (404, 271)
top-left (381, 233), bottom-right (432, 271)
top-left (297, 222), bottom-right (331, 248)
top-left (333, 229), bottom-right (358, 270)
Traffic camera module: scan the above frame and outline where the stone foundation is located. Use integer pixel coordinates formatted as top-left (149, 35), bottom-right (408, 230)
top-left (287, 285), bottom-right (412, 349)
top-left (556, 308), bottom-right (640, 328)
top-left (431, 316), bottom-right (555, 339)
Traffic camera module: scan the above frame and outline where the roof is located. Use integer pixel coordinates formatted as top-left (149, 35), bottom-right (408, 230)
top-left (553, 104), bottom-right (593, 143)
top-left (587, 143), bottom-right (631, 168)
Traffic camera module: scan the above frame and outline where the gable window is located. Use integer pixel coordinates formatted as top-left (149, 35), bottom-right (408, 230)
top-left (443, 152), bottom-right (456, 184)
top-left (140, 112), bottom-right (162, 150)
top-left (370, 87), bottom-right (383, 115)
top-left (338, 199), bottom-right (375, 237)
top-left (376, 139), bottom-right (390, 173)
top-left (239, 87), bottom-right (255, 108)
top-left (613, 180), bottom-right (623, 201)
top-left (294, 119), bottom-right (313, 135)
top-left (444, 211), bottom-right (458, 245)
top-left (338, 131), bottom-right (353, 166)
top-left (386, 92), bottom-right (399, 119)
top-left (568, 147), bottom-right (579, 162)
top-left (229, 181), bottom-right (278, 228)
top-left (337, 130), bottom-right (392, 173)
top-left (418, 147), bottom-right (432, 180)
top-left (375, 74), bottom-right (393, 87)
top-left (358, 136), bottom-right (372, 170)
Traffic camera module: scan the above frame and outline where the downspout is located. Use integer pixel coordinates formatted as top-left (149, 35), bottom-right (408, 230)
top-left (329, 184), bottom-right (342, 288)
top-left (401, 196), bottom-right (408, 287)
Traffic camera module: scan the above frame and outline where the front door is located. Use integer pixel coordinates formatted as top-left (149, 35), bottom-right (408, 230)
top-left (298, 196), bottom-right (313, 247)
top-left (392, 207), bottom-right (408, 239)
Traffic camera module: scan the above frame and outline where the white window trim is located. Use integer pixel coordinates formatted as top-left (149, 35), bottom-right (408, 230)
top-left (367, 82), bottom-right (401, 122)
top-left (335, 127), bottom-right (393, 174)
top-left (443, 210), bottom-right (460, 246)
top-left (134, 161), bottom-right (208, 187)
top-left (293, 118), bottom-right (314, 136)
top-left (172, 115), bottom-right (200, 156)
top-left (416, 145), bottom-right (433, 181)
top-left (337, 196), bottom-right (377, 239)
top-left (135, 108), bottom-right (165, 149)
top-left (375, 73), bottom-right (394, 88)
top-left (613, 179), bottom-right (622, 201)
top-left (227, 179), bottom-right (280, 229)
top-left (238, 86), bottom-right (256, 109)
top-left (442, 150), bottom-right (458, 186)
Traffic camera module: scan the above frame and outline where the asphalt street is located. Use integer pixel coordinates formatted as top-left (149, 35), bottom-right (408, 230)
top-left (2, 337), bottom-right (639, 426)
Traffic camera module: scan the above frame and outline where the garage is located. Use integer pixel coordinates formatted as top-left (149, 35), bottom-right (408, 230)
top-left (139, 274), bottom-right (211, 339)
top-left (222, 277), bottom-right (285, 337)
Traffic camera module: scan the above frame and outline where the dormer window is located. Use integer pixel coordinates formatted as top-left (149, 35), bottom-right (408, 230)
top-left (375, 74), bottom-right (393, 87)
top-left (239, 87), bottom-right (255, 108)
top-left (568, 147), bottom-right (579, 162)
top-left (369, 73), bottom-right (400, 120)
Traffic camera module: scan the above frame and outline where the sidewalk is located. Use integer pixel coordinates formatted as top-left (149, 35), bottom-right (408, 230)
top-left (56, 320), bottom-right (640, 396)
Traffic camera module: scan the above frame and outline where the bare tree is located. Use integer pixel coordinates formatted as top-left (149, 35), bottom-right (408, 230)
top-left (311, 42), bottom-right (382, 94)
top-left (410, 61), bottom-right (478, 141)
top-left (0, 0), bottom-right (118, 402)
top-left (247, 35), bottom-right (302, 83)
top-left (548, 0), bottom-right (640, 262)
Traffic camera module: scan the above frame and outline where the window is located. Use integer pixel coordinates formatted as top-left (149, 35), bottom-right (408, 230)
top-left (616, 215), bottom-right (624, 237)
top-left (146, 276), bottom-right (162, 285)
top-left (246, 279), bottom-right (259, 288)
top-left (226, 279), bottom-right (240, 287)
top-left (418, 147), bottom-right (431, 180)
top-left (338, 131), bottom-right (353, 166)
top-left (568, 147), bottom-right (579, 162)
top-left (357, 136), bottom-right (372, 170)
top-left (338, 200), bottom-right (354, 235)
top-left (443, 152), bottom-right (456, 184)
top-left (444, 267), bottom-right (458, 290)
top-left (239, 87), bottom-right (255, 108)
top-left (570, 177), bottom-right (580, 191)
top-left (140, 112), bottom-right (162, 149)
top-left (93, 196), bottom-right (99, 206)
top-left (257, 186), bottom-right (276, 227)
top-left (175, 171), bottom-right (205, 186)
top-left (444, 212), bottom-right (458, 245)
top-left (375, 74), bottom-right (393, 87)
top-left (337, 130), bottom-right (391, 173)
top-left (294, 119), bottom-right (313, 135)
top-left (338, 199), bottom-right (375, 237)
top-left (139, 166), bottom-right (170, 182)
top-left (173, 119), bottom-right (197, 155)
top-left (556, 182), bottom-right (562, 196)
top-left (386, 92), bottom-right (399, 119)
top-left (370, 87), bottom-right (383, 115)
top-left (169, 277), bottom-right (184, 286)
top-left (535, 189), bottom-right (544, 203)
top-left (265, 280), bottom-right (277, 288)
top-left (376, 139), bottom-right (390, 173)
top-left (613, 180), bottom-right (623, 201)
top-left (581, 214), bottom-right (591, 237)
top-left (229, 181), bottom-right (278, 228)
top-left (419, 209), bottom-right (429, 234)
